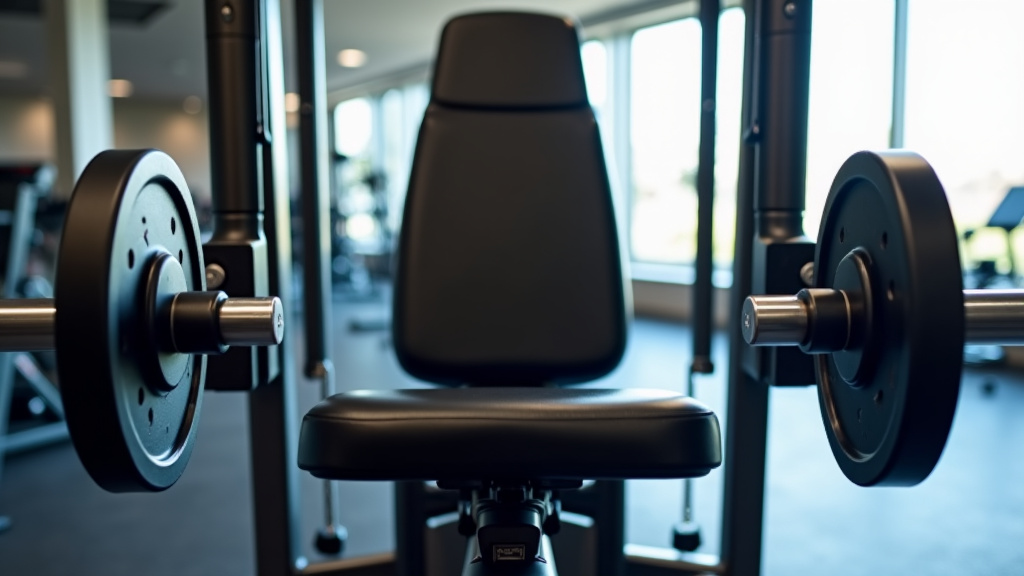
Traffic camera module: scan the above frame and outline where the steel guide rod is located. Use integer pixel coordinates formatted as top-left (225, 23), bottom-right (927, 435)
top-left (691, 0), bottom-right (720, 375)
top-left (0, 296), bottom-right (284, 352)
top-left (295, 0), bottom-right (348, 558)
top-left (744, 289), bottom-right (1024, 347)
top-left (719, 1), bottom-right (813, 575)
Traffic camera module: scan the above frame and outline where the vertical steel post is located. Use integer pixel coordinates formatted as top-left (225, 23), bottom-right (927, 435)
top-left (205, 0), bottom-right (303, 573)
top-left (248, 0), bottom-right (304, 572)
top-left (721, 1), bottom-right (813, 575)
top-left (890, 0), bottom-right (908, 149)
top-left (751, 0), bottom-right (812, 231)
top-left (720, 1), bottom-right (768, 574)
top-left (295, 0), bottom-right (334, 385)
top-left (691, 0), bottom-right (720, 376)
top-left (204, 0), bottom-right (275, 392)
top-left (296, 0), bottom-right (346, 555)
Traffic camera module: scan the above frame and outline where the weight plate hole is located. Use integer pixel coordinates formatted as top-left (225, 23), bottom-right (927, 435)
top-left (881, 231), bottom-right (888, 249)
top-left (171, 217), bottom-right (176, 235)
top-left (839, 227), bottom-right (845, 243)
top-left (148, 407), bottom-right (154, 426)
top-left (887, 281), bottom-right (895, 301)
top-left (142, 216), bottom-right (147, 224)
top-left (137, 386), bottom-right (144, 406)
top-left (128, 249), bottom-right (135, 269)
top-left (874, 389), bottom-right (884, 405)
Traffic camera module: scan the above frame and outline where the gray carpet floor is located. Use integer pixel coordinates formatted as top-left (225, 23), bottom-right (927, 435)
top-left (1, 293), bottom-right (1023, 575)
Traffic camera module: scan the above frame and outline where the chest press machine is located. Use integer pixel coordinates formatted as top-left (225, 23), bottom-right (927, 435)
top-left (9, 1), bottom-right (1024, 575)
top-left (296, 12), bottom-right (723, 575)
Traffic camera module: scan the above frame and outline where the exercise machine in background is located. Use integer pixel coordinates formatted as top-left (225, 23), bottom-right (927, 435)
top-left (0, 164), bottom-right (66, 534)
top-left (961, 185), bottom-right (1024, 365)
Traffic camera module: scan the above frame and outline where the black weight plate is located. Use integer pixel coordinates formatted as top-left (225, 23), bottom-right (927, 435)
top-left (55, 149), bottom-right (207, 492)
top-left (815, 151), bottom-right (963, 487)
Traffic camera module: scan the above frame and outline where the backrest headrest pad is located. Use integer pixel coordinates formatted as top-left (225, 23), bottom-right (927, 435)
top-left (431, 12), bottom-right (588, 108)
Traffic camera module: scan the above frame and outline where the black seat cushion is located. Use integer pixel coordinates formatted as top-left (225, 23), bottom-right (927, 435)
top-left (298, 388), bottom-right (721, 481)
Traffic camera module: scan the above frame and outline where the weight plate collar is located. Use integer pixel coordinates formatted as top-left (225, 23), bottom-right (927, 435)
top-left (815, 151), bottom-right (964, 486)
top-left (55, 149), bottom-right (207, 492)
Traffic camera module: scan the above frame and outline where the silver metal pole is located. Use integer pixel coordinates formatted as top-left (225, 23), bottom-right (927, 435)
top-left (741, 295), bottom-right (808, 345)
top-left (745, 289), bottom-right (1024, 347)
top-left (218, 297), bottom-right (285, 346)
top-left (963, 289), bottom-right (1024, 344)
top-left (0, 299), bottom-right (54, 351)
top-left (0, 296), bottom-right (283, 352)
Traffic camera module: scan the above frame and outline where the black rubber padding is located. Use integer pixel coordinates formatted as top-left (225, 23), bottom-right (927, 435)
top-left (815, 150), bottom-right (964, 487)
top-left (55, 149), bottom-right (207, 492)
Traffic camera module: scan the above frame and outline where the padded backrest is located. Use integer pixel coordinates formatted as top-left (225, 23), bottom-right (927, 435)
top-left (393, 12), bottom-right (628, 387)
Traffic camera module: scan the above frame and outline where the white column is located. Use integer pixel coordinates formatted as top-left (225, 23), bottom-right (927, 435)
top-left (45, 0), bottom-right (113, 198)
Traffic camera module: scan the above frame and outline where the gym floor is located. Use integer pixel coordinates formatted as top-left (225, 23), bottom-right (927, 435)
top-left (1, 289), bottom-right (1023, 575)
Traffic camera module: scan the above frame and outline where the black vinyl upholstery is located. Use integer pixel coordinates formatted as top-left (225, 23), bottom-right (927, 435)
top-left (393, 12), bottom-right (626, 387)
top-left (300, 388), bottom-right (721, 481)
top-left (297, 12), bottom-right (721, 483)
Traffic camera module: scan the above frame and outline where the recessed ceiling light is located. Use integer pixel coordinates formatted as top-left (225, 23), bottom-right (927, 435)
top-left (182, 95), bottom-right (202, 115)
top-left (284, 92), bottom-right (300, 113)
top-left (336, 49), bottom-right (367, 68)
top-left (108, 79), bottom-right (134, 98)
top-left (0, 60), bottom-right (27, 78)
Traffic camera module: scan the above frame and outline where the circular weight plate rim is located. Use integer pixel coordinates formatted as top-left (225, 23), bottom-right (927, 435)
top-left (55, 149), bottom-right (208, 492)
top-left (815, 150), bottom-right (964, 487)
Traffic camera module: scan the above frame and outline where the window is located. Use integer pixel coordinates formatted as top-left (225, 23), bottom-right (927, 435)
top-left (332, 97), bottom-right (383, 289)
top-left (712, 8), bottom-right (745, 272)
top-left (630, 19), bottom-right (703, 265)
top-left (627, 10), bottom-right (744, 278)
top-left (582, 40), bottom-right (609, 118)
top-left (903, 0), bottom-right (1024, 234)
top-left (804, 0), bottom-right (895, 239)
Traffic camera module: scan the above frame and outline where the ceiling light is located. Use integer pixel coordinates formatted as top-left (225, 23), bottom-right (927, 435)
top-left (284, 92), bottom-right (300, 113)
top-left (182, 95), bottom-right (202, 115)
top-left (0, 60), bottom-right (27, 78)
top-left (336, 49), bottom-right (367, 68)
top-left (108, 79), bottom-right (134, 98)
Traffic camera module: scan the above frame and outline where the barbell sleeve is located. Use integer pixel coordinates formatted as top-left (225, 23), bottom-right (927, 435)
top-left (216, 297), bottom-right (285, 347)
top-left (963, 289), bottom-right (1024, 344)
top-left (743, 289), bottom-right (1024, 348)
top-left (0, 295), bottom-right (284, 353)
top-left (0, 299), bottom-right (55, 351)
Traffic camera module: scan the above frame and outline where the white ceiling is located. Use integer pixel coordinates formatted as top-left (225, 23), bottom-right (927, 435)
top-left (0, 0), bottom-right (663, 103)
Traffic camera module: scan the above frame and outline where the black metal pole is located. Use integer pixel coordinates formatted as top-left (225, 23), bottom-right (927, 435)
top-left (205, 0), bottom-right (264, 220)
top-left (719, 1), bottom-right (768, 574)
top-left (743, 0), bottom-right (815, 389)
top-left (295, 0), bottom-right (334, 384)
top-left (752, 0), bottom-right (811, 240)
top-left (673, 0), bottom-right (721, 554)
top-left (247, 0), bottom-right (304, 573)
top-left (296, 0), bottom-right (347, 556)
top-left (203, 0), bottom-right (275, 392)
top-left (691, 0), bottom-right (720, 377)
top-left (720, 1), bottom-right (814, 574)
top-left (205, 0), bottom-right (302, 572)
